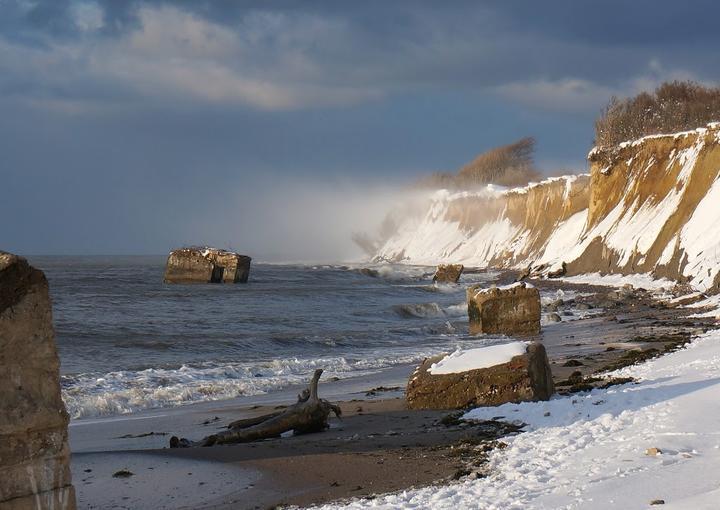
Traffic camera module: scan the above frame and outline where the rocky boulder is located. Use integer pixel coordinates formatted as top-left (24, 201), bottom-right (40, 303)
top-left (433, 264), bottom-right (464, 283)
top-left (406, 342), bottom-right (554, 410)
top-left (467, 282), bottom-right (541, 336)
top-left (0, 252), bottom-right (76, 510)
top-left (164, 247), bottom-right (251, 284)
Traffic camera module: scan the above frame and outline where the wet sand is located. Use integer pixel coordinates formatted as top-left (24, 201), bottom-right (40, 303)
top-left (72, 398), bottom-right (507, 509)
top-left (70, 278), bottom-right (718, 509)
top-left (72, 451), bottom-right (261, 510)
top-left (160, 399), bottom-right (511, 509)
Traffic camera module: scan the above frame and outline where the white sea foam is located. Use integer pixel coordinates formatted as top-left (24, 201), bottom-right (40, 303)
top-left (61, 341), bottom-right (502, 419)
top-left (391, 300), bottom-right (468, 319)
top-left (392, 302), bottom-right (446, 318)
top-left (444, 301), bottom-right (468, 316)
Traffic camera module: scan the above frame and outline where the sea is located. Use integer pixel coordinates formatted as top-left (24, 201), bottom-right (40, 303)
top-left (29, 256), bottom-right (525, 420)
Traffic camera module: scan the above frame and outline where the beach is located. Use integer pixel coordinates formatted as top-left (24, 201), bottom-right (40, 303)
top-left (67, 274), bottom-right (714, 509)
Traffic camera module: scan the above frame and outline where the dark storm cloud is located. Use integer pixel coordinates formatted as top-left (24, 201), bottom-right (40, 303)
top-left (1, 1), bottom-right (719, 256)
top-left (2, 0), bottom-right (718, 111)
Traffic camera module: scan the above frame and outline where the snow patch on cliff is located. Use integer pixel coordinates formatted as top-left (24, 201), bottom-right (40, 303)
top-left (535, 209), bottom-right (588, 266)
top-left (677, 174), bottom-right (720, 291)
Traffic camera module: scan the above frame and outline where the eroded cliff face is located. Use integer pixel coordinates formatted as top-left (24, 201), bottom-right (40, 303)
top-left (573, 124), bottom-right (720, 291)
top-left (376, 174), bottom-right (591, 271)
top-left (376, 123), bottom-right (720, 292)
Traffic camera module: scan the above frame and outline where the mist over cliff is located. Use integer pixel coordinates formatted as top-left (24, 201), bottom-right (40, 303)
top-left (177, 177), bottom-right (417, 263)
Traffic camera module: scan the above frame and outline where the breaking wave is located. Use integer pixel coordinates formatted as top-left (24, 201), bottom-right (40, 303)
top-left (392, 301), bottom-right (467, 318)
top-left (62, 344), bottom-right (477, 419)
top-left (392, 302), bottom-right (445, 318)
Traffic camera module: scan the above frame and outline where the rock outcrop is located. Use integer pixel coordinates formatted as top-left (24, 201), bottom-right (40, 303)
top-left (164, 247), bottom-right (251, 284)
top-left (467, 282), bottom-right (541, 336)
top-left (0, 252), bottom-right (76, 510)
top-left (375, 123), bottom-right (720, 292)
top-left (406, 342), bottom-right (554, 410)
top-left (433, 264), bottom-right (464, 283)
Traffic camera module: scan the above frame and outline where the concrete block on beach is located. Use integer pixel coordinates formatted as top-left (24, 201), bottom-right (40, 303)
top-left (406, 342), bottom-right (554, 410)
top-left (0, 252), bottom-right (76, 510)
top-left (163, 247), bottom-right (251, 284)
top-left (467, 281), bottom-right (541, 336)
top-left (433, 264), bottom-right (464, 283)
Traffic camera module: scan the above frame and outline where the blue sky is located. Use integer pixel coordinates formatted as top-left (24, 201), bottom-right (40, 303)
top-left (2, 1), bottom-right (720, 258)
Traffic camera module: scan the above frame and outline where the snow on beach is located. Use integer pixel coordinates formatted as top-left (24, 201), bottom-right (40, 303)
top-left (557, 272), bottom-right (675, 291)
top-left (318, 329), bottom-right (720, 510)
top-left (685, 294), bottom-right (720, 319)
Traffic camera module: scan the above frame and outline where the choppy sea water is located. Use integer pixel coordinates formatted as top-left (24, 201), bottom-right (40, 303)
top-left (31, 256), bottom-right (521, 419)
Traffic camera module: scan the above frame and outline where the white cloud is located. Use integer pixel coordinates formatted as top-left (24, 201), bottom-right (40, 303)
top-left (0, 5), bottom-right (383, 111)
top-left (71, 2), bottom-right (104, 32)
top-left (495, 61), bottom-right (701, 114)
top-left (0, 5), bottom-right (712, 115)
top-left (94, 6), bottom-right (381, 109)
top-left (626, 61), bottom-right (698, 94)
top-left (496, 78), bottom-right (614, 113)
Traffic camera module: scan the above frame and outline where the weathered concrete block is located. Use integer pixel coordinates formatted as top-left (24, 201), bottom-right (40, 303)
top-left (467, 282), bottom-right (541, 336)
top-left (163, 247), bottom-right (251, 284)
top-left (433, 264), bottom-right (464, 283)
top-left (406, 342), bottom-right (554, 410)
top-left (0, 252), bottom-right (76, 509)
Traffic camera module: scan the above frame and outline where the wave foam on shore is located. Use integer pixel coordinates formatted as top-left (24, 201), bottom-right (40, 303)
top-left (61, 339), bottom-right (501, 419)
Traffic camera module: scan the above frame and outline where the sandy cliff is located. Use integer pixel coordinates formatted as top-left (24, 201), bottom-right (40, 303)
top-left (375, 175), bottom-right (591, 271)
top-left (376, 123), bottom-right (720, 292)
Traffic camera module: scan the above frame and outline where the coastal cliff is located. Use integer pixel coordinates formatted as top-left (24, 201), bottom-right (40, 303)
top-left (375, 175), bottom-right (591, 271)
top-left (376, 123), bottom-right (720, 292)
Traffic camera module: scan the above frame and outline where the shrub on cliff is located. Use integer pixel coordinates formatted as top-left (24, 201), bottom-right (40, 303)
top-left (595, 81), bottom-right (720, 147)
top-left (418, 137), bottom-right (541, 189)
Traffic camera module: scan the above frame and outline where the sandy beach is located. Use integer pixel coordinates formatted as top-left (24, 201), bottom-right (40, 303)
top-left (69, 279), bottom-right (716, 509)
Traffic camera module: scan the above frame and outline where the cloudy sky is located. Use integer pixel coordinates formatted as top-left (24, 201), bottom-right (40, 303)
top-left (2, 0), bottom-right (719, 258)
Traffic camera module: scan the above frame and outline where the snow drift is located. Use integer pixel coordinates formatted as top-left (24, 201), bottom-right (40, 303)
top-left (375, 123), bottom-right (720, 293)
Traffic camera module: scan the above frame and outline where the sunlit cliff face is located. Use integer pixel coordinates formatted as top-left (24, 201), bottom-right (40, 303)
top-left (375, 124), bottom-right (720, 293)
top-left (578, 123), bottom-right (720, 291)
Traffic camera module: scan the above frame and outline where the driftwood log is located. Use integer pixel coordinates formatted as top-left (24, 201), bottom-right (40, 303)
top-left (170, 369), bottom-right (341, 448)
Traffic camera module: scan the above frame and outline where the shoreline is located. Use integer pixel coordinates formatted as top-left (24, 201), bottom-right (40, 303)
top-left (69, 277), bottom-right (718, 509)
top-left (69, 364), bottom-right (411, 453)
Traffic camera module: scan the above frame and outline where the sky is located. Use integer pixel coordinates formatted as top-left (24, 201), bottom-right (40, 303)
top-left (2, 0), bottom-right (720, 259)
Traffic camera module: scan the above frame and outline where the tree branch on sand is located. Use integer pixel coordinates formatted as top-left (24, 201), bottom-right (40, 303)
top-left (169, 369), bottom-right (342, 448)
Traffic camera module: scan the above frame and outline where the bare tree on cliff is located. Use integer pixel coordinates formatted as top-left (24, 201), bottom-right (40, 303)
top-left (595, 81), bottom-right (720, 147)
top-left (417, 137), bottom-right (541, 190)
